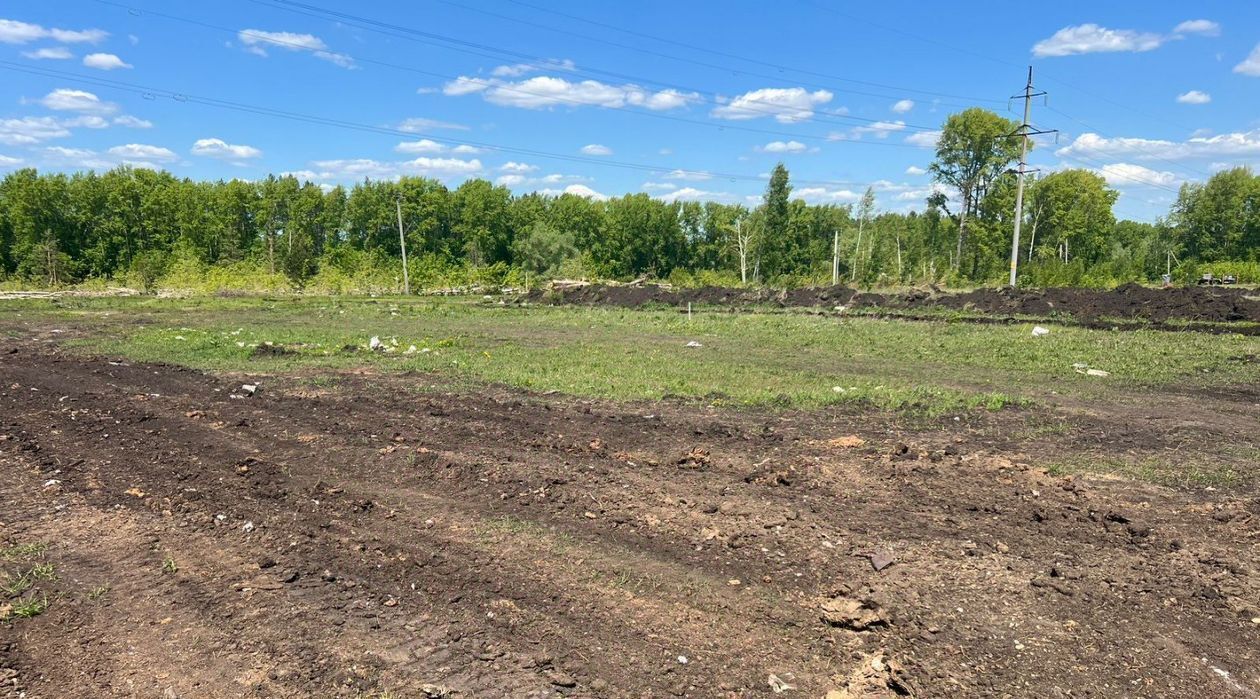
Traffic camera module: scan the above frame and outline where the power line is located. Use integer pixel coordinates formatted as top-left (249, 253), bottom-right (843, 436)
top-left (87, 0), bottom-right (951, 154)
top-left (245, 0), bottom-right (951, 131)
top-left (1044, 104), bottom-right (1214, 180)
top-left (443, 0), bottom-right (1005, 106)
top-left (98, 0), bottom-right (944, 135)
top-left (795, 0), bottom-right (1206, 138)
top-left (0, 61), bottom-right (887, 190)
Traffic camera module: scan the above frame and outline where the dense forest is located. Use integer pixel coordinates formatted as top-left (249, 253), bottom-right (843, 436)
top-left (1, 108), bottom-right (1257, 292)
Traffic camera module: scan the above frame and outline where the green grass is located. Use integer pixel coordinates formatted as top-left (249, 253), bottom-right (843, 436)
top-left (1046, 455), bottom-right (1244, 489)
top-left (3, 593), bottom-right (50, 620)
top-left (6, 295), bottom-right (1258, 416)
top-left (0, 543), bottom-right (48, 561)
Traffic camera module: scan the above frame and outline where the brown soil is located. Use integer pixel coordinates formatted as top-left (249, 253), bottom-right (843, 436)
top-left (2, 340), bottom-right (1259, 698)
top-left (533, 283), bottom-right (1260, 329)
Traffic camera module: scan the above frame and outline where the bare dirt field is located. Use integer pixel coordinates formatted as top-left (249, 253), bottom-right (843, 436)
top-left (2, 299), bottom-right (1259, 698)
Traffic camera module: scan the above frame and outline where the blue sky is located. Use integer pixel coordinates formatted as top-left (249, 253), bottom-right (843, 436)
top-left (2, 1), bottom-right (1258, 221)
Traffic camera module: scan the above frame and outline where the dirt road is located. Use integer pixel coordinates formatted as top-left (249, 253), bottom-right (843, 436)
top-left (2, 338), bottom-right (1258, 697)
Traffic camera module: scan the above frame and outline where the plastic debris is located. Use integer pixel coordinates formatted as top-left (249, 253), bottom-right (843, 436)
top-left (768, 673), bottom-right (797, 693)
top-left (685, 341), bottom-right (703, 348)
top-left (1031, 325), bottom-right (1050, 337)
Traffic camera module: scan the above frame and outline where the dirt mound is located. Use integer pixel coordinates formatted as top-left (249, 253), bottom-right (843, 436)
top-left (533, 282), bottom-right (1260, 325)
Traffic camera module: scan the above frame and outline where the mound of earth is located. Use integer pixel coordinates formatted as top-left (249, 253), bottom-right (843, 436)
top-left (530, 282), bottom-right (1260, 325)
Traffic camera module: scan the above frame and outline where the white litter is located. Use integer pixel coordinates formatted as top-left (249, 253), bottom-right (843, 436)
top-left (242, 521), bottom-right (255, 533)
top-left (369, 336), bottom-right (383, 351)
top-left (240, 384), bottom-right (258, 396)
top-left (677, 655), bottom-right (688, 665)
top-left (1031, 325), bottom-right (1050, 337)
top-left (1085, 368), bottom-right (1110, 377)
top-left (404, 345), bottom-right (418, 355)
top-left (685, 341), bottom-right (703, 348)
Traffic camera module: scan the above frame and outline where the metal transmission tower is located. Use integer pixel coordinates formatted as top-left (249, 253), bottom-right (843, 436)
top-left (1008, 67), bottom-right (1057, 287)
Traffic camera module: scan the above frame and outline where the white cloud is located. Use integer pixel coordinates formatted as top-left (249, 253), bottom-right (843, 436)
top-left (1235, 44), bottom-right (1260, 76)
top-left (395, 139), bottom-right (446, 154)
top-left (108, 143), bottom-right (178, 163)
top-left (237, 29), bottom-right (354, 68)
top-left (1172, 19), bottom-right (1220, 37)
top-left (113, 115), bottom-right (153, 129)
top-left (21, 47), bottom-right (72, 60)
top-left (41, 146), bottom-right (113, 170)
top-left (499, 161), bottom-right (538, 173)
top-left (905, 130), bottom-right (942, 148)
top-left (1057, 130), bottom-right (1260, 161)
top-left (62, 115), bottom-right (110, 129)
top-left (83, 53), bottom-right (132, 70)
top-left (1032, 24), bottom-right (1165, 57)
top-left (794, 187), bottom-right (861, 204)
top-left (663, 169), bottom-right (711, 181)
top-left (641, 181), bottom-right (677, 191)
top-left (655, 187), bottom-right (734, 203)
top-left (1176, 90), bottom-right (1211, 104)
top-left (397, 117), bottom-right (469, 132)
top-left (537, 183), bottom-right (607, 200)
top-left (1096, 162), bottom-right (1179, 187)
top-left (0, 154), bottom-right (23, 167)
top-left (757, 140), bottom-right (808, 154)
top-left (905, 165), bottom-right (927, 175)
top-left (831, 120), bottom-right (907, 141)
top-left (301, 157), bottom-right (483, 182)
top-left (497, 171), bottom-right (588, 189)
top-left (0, 116), bottom-right (71, 145)
top-left (451, 144), bottom-right (481, 154)
top-left (711, 87), bottom-right (833, 123)
top-left (191, 138), bottom-right (262, 161)
top-left (37, 88), bottom-right (118, 114)
top-left (891, 99), bottom-right (915, 114)
top-left (0, 19), bottom-right (106, 44)
top-left (491, 58), bottom-right (575, 77)
top-left (443, 74), bottom-right (699, 111)
top-left (580, 143), bottom-right (613, 156)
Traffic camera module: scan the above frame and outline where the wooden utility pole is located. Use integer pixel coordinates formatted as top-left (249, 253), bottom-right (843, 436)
top-left (831, 228), bottom-right (840, 285)
top-left (396, 196), bottom-right (410, 295)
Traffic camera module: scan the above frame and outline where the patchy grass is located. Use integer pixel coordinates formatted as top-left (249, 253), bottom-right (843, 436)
top-left (161, 556), bottom-right (178, 574)
top-left (10, 296), bottom-right (1256, 416)
top-left (2, 593), bottom-right (50, 620)
top-left (1046, 455), bottom-right (1243, 489)
top-left (1, 542), bottom-right (48, 561)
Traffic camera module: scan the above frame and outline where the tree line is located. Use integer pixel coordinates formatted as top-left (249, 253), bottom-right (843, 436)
top-left (1, 107), bottom-right (1257, 291)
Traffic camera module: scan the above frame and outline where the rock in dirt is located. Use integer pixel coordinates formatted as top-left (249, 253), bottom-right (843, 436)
top-left (867, 550), bottom-right (896, 572)
top-left (420, 683), bottom-right (453, 698)
top-left (820, 597), bottom-right (889, 631)
top-left (1031, 325), bottom-right (1050, 337)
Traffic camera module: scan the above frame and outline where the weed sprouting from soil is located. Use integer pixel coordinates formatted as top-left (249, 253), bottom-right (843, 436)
top-left (161, 556), bottom-right (178, 574)
top-left (4, 593), bottom-right (50, 620)
top-left (1, 542), bottom-right (48, 561)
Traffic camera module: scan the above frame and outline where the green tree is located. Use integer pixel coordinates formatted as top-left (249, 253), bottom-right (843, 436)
top-left (929, 108), bottom-right (1022, 277)
top-left (757, 163), bottom-right (792, 278)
